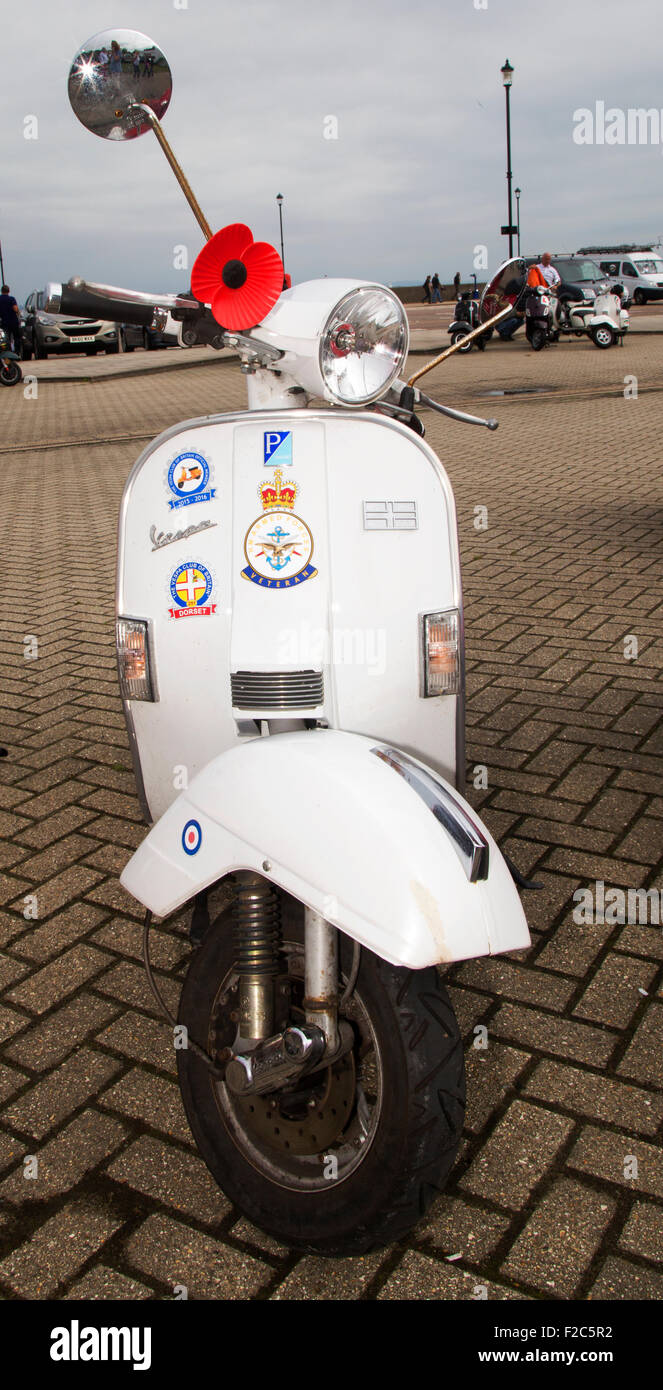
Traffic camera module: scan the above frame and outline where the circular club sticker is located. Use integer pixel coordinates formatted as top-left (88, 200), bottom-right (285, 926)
top-left (166, 451), bottom-right (214, 509)
top-left (168, 560), bottom-right (215, 619)
top-left (182, 819), bottom-right (202, 855)
top-left (243, 511), bottom-right (316, 588)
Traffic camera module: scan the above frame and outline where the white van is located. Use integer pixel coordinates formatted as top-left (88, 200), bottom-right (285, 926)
top-left (596, 252), bottom-right (663, 304)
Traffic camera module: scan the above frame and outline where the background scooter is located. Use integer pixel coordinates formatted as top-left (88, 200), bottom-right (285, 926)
top-left (448, 291), bottom-right (488, 352)
top-left (0, 328), bottom-right (22, 386)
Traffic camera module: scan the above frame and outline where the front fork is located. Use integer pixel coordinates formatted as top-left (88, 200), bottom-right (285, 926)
top-left (225, 873), bottom-right (343, 1095)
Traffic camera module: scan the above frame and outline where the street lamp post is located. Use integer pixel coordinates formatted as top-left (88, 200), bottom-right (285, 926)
top-left (276, 193), bottom-right (286, 290)
top-left (501, 60), bottom-right (515, 257)
top-left (515, 186), bottom-right (521, 256)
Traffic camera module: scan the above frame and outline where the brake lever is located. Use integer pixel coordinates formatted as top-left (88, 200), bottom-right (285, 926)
top-left (395, 383), bottom-right (498, 431)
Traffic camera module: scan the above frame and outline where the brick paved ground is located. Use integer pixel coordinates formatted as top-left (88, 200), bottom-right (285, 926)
top-left (0, 333), bottom-right (661, 1299)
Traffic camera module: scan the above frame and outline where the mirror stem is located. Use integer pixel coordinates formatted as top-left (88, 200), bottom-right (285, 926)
top-left (133, 103), bottom-right (213, 241)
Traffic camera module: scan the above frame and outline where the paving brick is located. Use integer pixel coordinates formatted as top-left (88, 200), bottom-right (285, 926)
top-left (106, 1134), bottom-right (230, 1223)
top-left (459, 1101), bottom-right (574, 1207)
top-left (124, 1213), bottom-right (271, 1298)
top-left (618, 1003), bottom-right (663, 1087)
top-left (64, 1265), bottom-right (154, 1299)
top-left (490, 1001), bottom-right (617, 1066)
top-left (617, 1201), bottom-right (663, 1266)
top-left (588, 1256), bottom-right (663, 1300)
top-left (464, 1044), bottom-right (530, 1134)
top-left (457, 958), bottom-right (576, 1012)
top-left (568, 1125), bottom-right (663, 1199)
top-left (500, 1177), bottom-right (615, 1296)
top-left (535, 920), bottom-right (615, 976)
top-left (93, 959), bottom-right (181, 1018)
top-left (271, 1252), bottom-right (385, 1299)
top-left (573, 953), bottom-right (657, 1029)
top-left (377, 1250), bottom-right (527, 1300)
top-left (11, 901), bottom-right (109, 963)
top-left (0, 1198), bottom-right (123, 1298)
top-left (92, 915), bottom-right (188, 970)
top-left (5, 944), bottom-right (112, 1015)
top-left (2, 992), bottom-right (119, 1071)
top-left (100, 1068), bottom-right (192, 1144)
top-left (523, 1058), bottom-right (663, 1135)
top-left (0, 1109), bottom-right (129, 1204)
top-left (95, 1011), bottom-right (177, 1074)
top-left (3, 1048), bottom-right (123, 1141)
top-left (8, 864), bottom-right (103, 918)
top-left (418, 1195), bottom-right (512, 1261)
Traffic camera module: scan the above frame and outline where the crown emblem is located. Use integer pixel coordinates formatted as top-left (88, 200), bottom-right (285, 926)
top-left (259, 468), bottom-right (298, 511)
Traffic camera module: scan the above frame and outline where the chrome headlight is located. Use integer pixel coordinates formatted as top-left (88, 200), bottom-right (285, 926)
top-left (319, 286), bottom-right (408, 404)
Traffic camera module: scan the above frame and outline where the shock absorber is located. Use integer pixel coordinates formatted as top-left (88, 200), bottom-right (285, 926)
top-left (233, 871), bottom-right (281, 1047)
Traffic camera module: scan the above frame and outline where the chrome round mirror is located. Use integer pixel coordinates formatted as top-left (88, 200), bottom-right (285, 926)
top-left (68, 29), bottom-right (172, 140)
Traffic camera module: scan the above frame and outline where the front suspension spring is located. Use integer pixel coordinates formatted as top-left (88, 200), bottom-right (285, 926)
top-left (232, 876), bottom-right (281, 975)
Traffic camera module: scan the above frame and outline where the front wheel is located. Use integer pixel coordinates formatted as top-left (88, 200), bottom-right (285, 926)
top-left (0, 359), bottom-right (22, 386)
top-left (530, 326), bottom-right (547, 351)
top-left (591, 324), bottom-right (614, 348)
top-left (451, 328), bottom-right (472, 353)
top-left (634, 289), bottom-right (646, 305)
top-left (177, 912), bottom-right (465, 1255)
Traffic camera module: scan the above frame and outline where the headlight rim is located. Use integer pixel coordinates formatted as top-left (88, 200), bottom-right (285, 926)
top-left (318, 284), bottom-right (409, 405)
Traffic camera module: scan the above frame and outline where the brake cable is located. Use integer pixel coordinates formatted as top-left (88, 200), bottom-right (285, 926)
top-left (142, 910), bottom-right (227, 1078)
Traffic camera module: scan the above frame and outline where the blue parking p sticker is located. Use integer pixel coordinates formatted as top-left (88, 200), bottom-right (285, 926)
top-left (264, 430), bottom-right (292, 467)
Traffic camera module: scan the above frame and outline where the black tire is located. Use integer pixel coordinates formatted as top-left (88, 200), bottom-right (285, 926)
top-left (34, 340), bottom-right (47, 360)
top-left (85, 346), bottom-right (98, 356)
top-left (591, 325), bottom-right (614, 349)
top-left (0, 360), bottom-right (22, 386)
top-left (634, 289), bottom-right (646, 305)
top-left (21, 342), bottom-right (32, 361)
top-left (451, 329), bottom-right (472, 354)
top-left (177, 908), bottom-right (465, 1255)
top-left (530, 326), bottom-right (546, 351)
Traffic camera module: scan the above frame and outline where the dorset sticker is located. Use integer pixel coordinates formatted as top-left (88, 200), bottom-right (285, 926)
top-left (264, 430), bottom-right (292, 467)
top-left (166, 450), bottom-right (216, 509)
top-left (168, 560), bottom-right (217, 618)
top-left (242, 470), bottom-right (317, 589)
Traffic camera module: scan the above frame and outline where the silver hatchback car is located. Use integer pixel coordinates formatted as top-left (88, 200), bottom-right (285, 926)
top-left (22, 288), bottom-right (119, 359)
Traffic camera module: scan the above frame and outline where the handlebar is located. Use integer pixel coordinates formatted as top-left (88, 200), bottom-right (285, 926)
top-left (48, 281), bottom-right (156, 328)
top-left (45, 278), bottom-right (226, 347)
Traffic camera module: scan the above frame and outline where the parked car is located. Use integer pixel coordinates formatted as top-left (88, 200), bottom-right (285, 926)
top-left (594, 253), bottom-right (663, 304)
top-left (120, 312), bottom-right (182, 351)
top-left (22, 289), bottom-right (119, 359)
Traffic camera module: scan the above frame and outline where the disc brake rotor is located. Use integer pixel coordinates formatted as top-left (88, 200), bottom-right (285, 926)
top-left (234, 1051), bottom-right (356, 1156)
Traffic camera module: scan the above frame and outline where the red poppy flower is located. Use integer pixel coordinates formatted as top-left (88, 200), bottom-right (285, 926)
top-left (191, 223), bottom-right (284, 331)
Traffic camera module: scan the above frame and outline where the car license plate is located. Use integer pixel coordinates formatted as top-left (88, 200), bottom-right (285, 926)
top-left (70, 335), bottom-right (95, 343)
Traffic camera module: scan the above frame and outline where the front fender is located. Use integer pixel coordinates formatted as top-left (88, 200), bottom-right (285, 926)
top-left (120, 729), bottom-right (530, 969)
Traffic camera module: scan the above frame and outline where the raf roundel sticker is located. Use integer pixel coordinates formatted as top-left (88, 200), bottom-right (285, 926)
top-left (166, 450), bottom-right (216, 510)
top-left (182, 819), bottom-right (202, 855)
top-left (168, 560), bottom-right (216, 618)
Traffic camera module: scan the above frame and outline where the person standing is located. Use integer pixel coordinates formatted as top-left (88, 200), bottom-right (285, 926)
top-left (0, 285), bottom-right (21, 355)
top-left (453, 271), bottom-right (461, 298)
top-left (422, 275), bottom-right (432, 304)
top-left (431, 273), bottom-right (442, 304)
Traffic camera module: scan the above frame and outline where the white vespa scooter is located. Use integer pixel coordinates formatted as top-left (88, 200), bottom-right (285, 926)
top-left (58, 29), bottom-right (531, 1255)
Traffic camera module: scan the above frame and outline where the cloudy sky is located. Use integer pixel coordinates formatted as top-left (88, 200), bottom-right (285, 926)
top-left (2, 0), bottom-right (663, 303)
